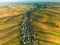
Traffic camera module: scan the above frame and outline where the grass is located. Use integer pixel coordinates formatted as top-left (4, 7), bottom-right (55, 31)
top-left (35, 28), bottom-right (60, 37)
top-left (2, 36), bottom-right (18, 45)
top-left (0, 3), bottom-right (60, 45)
top-left (37, 39), bottom-right (60, 45)
top-left (43, 21), bottom-right (58, 27)
top-left (0, 29), bottom-right (18, 39)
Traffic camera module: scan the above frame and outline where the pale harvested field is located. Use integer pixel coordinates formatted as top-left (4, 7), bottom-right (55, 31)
top-left (0, 4), bottom-right (35, 45)
top-left (0, 3), bottom-right (60, 45)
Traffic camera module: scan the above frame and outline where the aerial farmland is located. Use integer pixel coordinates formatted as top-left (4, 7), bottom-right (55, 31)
top-left (0, 2), bottom-right (60, 45)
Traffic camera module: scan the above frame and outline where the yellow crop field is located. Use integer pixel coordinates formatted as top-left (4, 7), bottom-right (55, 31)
top-left (0, 3), bottom-right (60, 45)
